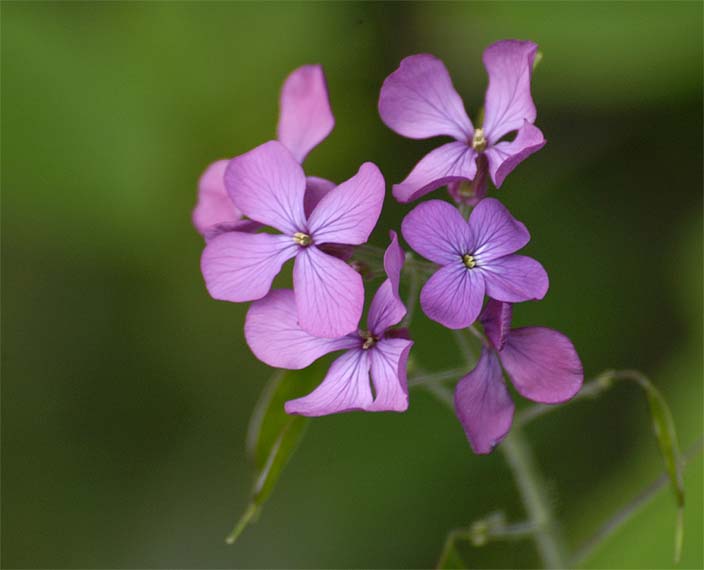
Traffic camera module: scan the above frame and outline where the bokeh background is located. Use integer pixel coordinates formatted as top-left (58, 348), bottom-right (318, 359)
top-left (2, 1), bottom-right (702, 568)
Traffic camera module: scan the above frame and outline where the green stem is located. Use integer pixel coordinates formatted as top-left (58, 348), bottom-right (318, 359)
top-left (500, 428), bottom-right (568, 569)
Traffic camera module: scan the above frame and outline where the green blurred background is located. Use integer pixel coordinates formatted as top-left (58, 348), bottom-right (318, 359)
top-left (2, 1), bottom-right (702, 568)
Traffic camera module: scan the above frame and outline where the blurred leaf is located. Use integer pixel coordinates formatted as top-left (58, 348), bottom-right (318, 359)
top-left (437, 531), bottom-right (469, 569)
top-left (227, 360), bottom-right (327, 544)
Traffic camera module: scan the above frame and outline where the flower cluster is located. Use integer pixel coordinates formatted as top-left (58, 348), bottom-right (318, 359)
top-left (195, 40), bottom-right (583, 454)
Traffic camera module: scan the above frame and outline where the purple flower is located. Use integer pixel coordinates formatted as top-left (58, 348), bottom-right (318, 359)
top-left (378, 40), bottom-right (546, 203)
top-left (244, 232), bottom-right (413, 416)
top-left (193, 64), bottom-right (335, 240)
top-left (201, 140), bottom-right (384, 338)
top-left (402, 197), bottom-right (548, 329)
top-left (455, 300), bottom-right (583, 454)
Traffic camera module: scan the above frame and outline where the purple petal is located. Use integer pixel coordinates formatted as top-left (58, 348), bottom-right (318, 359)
top-left (392, 142), bottom-right (476, 203)
top-left (485, 122), bottom-right (546, 188)
top-left (245, 290), bottom-right (358, 369)
top-left (277, 64), bottom-right (335, 163)
top-left (379, 54), bottom-right (473, 141)
top-left (470, 197), bottom-right (530, 263)
top-left (303, 176), bottom-right (336, 218)
top-left (307, 162), bottom-right (384, 246)
top-left (367, 231), bottom-right (406, 334)
top-left (367, 338), bottom-right (413, 412)
top-left (481, 254), bottom-right (549, 303)
top-left (420, 262), bottom-right (486, 329)
top-left (482, 40), bottom-right (539, 143)
top-left (193, 160), bottom-right (242, 237)
top-left (401, 200), bottom-right (474, 265)
top-left (500, 327), bottom-right (583, 404)
top-left (454, 347), bottom-right (515, 454)
top-left (480, 299), bottom-right (513, 351)
top-left (224, 140), bottom-right (307, 234)
top-left (285, 349), bottom-right (372, 416)
top-left (447, 154), bottom-right (489, 207)
top-left (200, 232), bottom-right (297, 302)
top-left (202, 220), bottom-right (261, 243)
top-left (294, 246), bottom-right (363, 338)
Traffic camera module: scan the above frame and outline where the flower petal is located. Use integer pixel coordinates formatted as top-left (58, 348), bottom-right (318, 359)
top-left (480, 299), bottom-right (513, 351)
top-left (224, 140), bottom-right (307, 234)
top-left (401, 199), bottom-right (474, 265)
top-left (200, 232), bottom-right (297, 302)
top-left (285, 349), bottom-right (372, 416)
top-left (293, 246), bottom-right (363, 338)
top-left (500, 327), bottom-right (583, 404)
top-left (245, 289), bottom-right (358, 369)
top-left (202, 220), bottom-right (261, 243)
top-left (485, 122), bottom-right (546, 188)
top-left (454, 347), bottom-right (514, 454)
top-left (307, 162), bottom-right (384, 246)
top-left (368, 231), bottom-right (406, 334)
top-left (367, 338), bottom-right (413, 412)
top-left (392, 142), bottom-right (476, 203)
top-left (193, 160), bottom-right (242, 237)
top-left (480, 254), bottom-right (549, 303)
top-left (470, 197), bottom-right (530, 263)
top-left (277, 64), bottom-right (335, 163)
top-left (303, 176), bottom-right (336, 218)
top-left (420, 262), bottom-right (485, 329)
top-left (482, 40), bottom-right (539, 143)
top-left (379, 54), bottom-right (473, 141)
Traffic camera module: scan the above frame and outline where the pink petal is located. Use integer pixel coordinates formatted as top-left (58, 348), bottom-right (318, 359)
top-left (200, 232), bottom-right (297, 302)
top-left (500, 327), bottom-right (583, 404)
top-left (193, 160), bottom-right (243, 237)
top-left (420, 262), bottom-right (485, 329)
top-left (303, 176), bottom-right (336, 218)
top-left (401, 199), bottom-right (474, 265)
top-left (482, 40), bottom-right (539, 143)
top-left (480, 299), bottom-right (513, 351)
top-left (392, 142), bottom-right (476, 203)
top-left (367, 338), bottom-right (413, 412)
top-left (454, 347), bottom-right (515, 454)
top-left (276, 64), bottom-right (335, 163)
top-left (367, 231), bottom-right (406, 334)
top-left (307, 162), bottom-right (385, 246)
top-left (202, 220), bottom-right (261, 243)
top-left (224, 140), bottom-right (307, 234)
top-left (245, 290), bottom-right (358, 369)
top-left (480, 254), bottom-right (549, 303)
top-left (285, 349), bottom-right (372, 416)
top-left (293, 246), bottom-right (363, 338)
top-left (484, 122), bottom-right (546, 188)
top-left (379, 54), bottom-right (473, 141)
top-left (470, 197), bottom-right (530, 263)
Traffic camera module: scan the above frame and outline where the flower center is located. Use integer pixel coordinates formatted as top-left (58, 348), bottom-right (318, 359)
top-left (360, 330), bottom-right (377, 350)
top-left (293, 232), bottom-right (312, 246)
top-left (462, 254), bottom-right (477, 269)
top-left (471, 128), bottom-right (487, 152)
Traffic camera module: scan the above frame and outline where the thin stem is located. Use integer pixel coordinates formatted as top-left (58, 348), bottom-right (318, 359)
top-left (402, 254), bottom-right (420, 327)
top-left (452, 329), bottom-right (476, 366)
top-left (407, 367), bottom-right (465, 387)
top-left (500, 429), bottom-right (568, 569)
top-left (570, 437), bottom-right (703, 567)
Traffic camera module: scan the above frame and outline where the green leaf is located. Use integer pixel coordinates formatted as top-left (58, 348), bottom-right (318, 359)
top-left (226, 360), bottom-right (328, 544)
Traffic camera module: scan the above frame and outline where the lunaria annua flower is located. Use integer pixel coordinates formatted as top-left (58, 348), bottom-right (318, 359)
top-left (401, 197), bottom-right (548, 329)
top-left (201, 140), bottom-right (384, 338)
top-left (455, 300), bottom-right (583, 454)
top-left (193, 64), bottom-right (335, 241)
top-left (379, 40), bottom-right (546, 203)
top-left (244, 232), bottom-right (412, 416)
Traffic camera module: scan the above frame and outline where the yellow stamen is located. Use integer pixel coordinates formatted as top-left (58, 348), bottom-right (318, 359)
top-left (472, 128), bottom-right (487, 152)
top-left (360, 330), bottom-right (377, 350)
top-left (293, 232), bottom-right (312, 246)
top-left (463, 254), bottom-right (477, 269)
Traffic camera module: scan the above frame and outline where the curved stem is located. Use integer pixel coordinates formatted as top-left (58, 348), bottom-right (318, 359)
top-left (500, 429), bottom-right (568, 569)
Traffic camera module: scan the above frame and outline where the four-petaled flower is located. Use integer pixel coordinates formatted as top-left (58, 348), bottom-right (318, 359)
top-left (455, 300), bottom-right (583, 454)
top-left (402, 198), bottom-right (548, 329)
top-left (193, 64), bottom-right (336, 241)
top-left (245, 232), bottom-right (413, 416)
top-left (379, 40), bottom-right (546, 203)
top-left (201, 140), bottom-right (384, 338)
